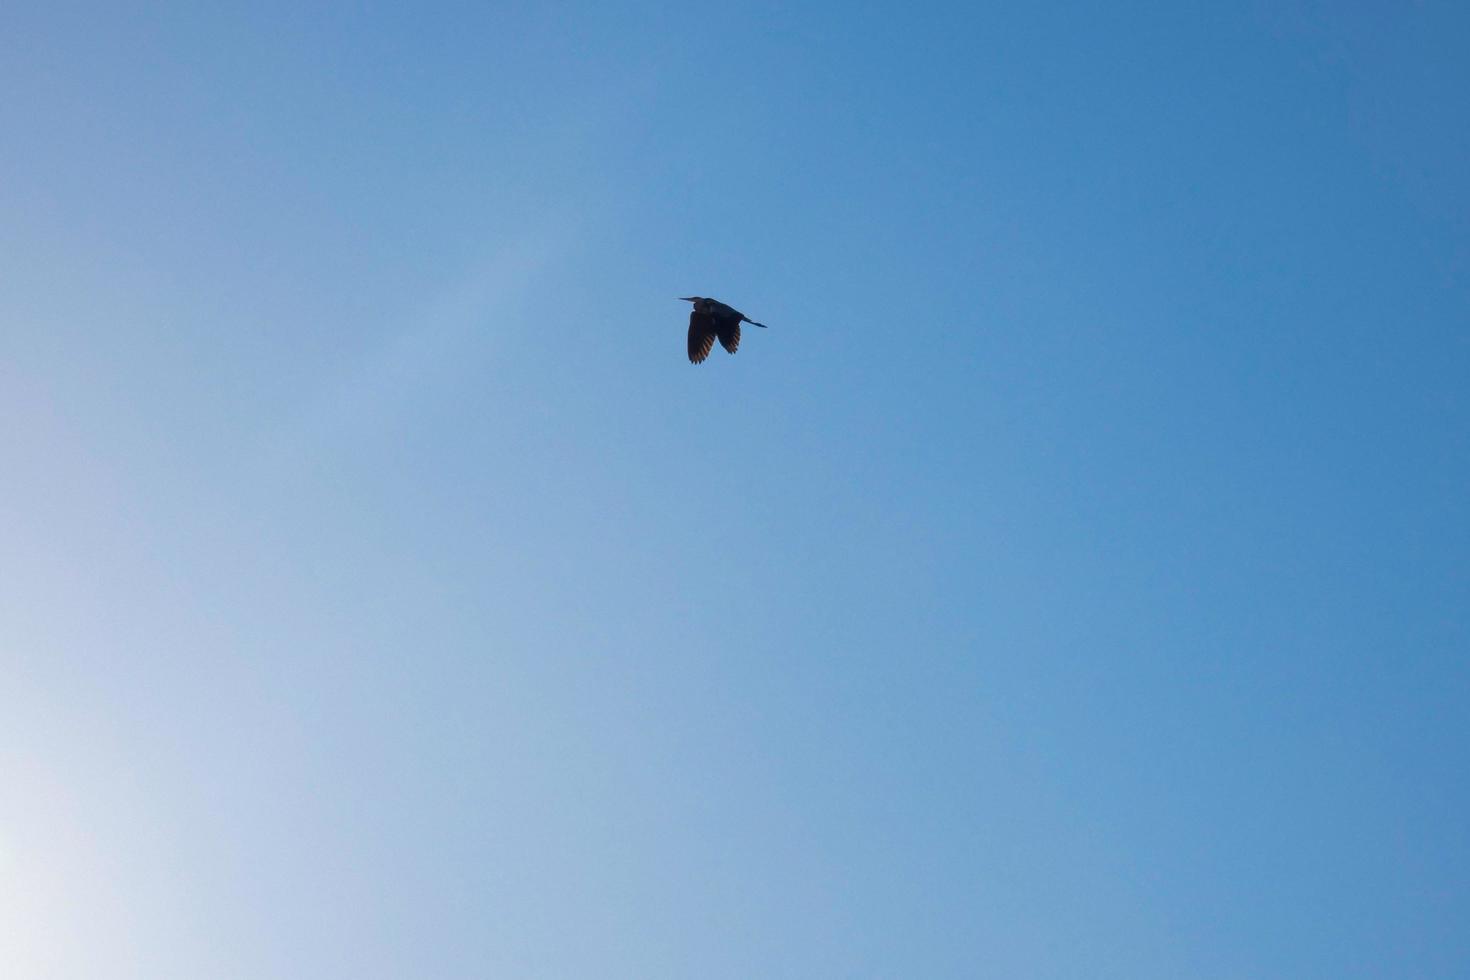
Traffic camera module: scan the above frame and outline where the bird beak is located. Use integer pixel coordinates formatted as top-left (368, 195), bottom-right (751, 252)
top-left (678, 297), bottom-right (696, 302)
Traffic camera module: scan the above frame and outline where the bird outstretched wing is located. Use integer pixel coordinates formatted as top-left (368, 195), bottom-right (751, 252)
top-left (716, 315), bottom-right (740, 354)
top-left (688, 310), bottom-right (717, 364)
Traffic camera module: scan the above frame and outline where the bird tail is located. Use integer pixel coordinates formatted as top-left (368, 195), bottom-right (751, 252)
top-left (743, 317), bottom-right (768, 328)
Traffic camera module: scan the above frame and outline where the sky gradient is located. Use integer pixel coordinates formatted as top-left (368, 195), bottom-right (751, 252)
top-left (3, 3), bottom-right (1468, 977)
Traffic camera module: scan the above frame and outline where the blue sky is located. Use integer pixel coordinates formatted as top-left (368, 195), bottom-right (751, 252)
top-left (2, 2), bottom-right (1467, 977)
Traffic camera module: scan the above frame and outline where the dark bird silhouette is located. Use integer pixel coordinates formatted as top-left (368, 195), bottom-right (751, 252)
top-left (681, 296), bottom-right (767, 364)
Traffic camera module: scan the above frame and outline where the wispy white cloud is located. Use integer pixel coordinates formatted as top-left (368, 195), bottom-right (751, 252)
top-left (261, 213), bottom-right (576, 469)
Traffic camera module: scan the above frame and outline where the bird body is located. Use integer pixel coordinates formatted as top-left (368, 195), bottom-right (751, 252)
top-left (681, 296), bottom-right (767, 364)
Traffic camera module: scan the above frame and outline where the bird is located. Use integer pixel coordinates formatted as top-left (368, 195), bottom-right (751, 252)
top-left (681, 296), bottom-right (767, 364)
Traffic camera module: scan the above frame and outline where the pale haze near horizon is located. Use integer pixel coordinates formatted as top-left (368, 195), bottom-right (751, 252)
top-left (2, 3), bottom-right (1468, 977)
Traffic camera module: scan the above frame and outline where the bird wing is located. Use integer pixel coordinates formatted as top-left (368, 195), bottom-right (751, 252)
top-left (716, 314), bottom-right (740, 354)
top-left (688, 310), bottom-right (717, 364)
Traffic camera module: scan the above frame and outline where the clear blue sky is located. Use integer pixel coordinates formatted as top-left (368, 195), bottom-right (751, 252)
top-left (2, 3), bottom-right (1467, 977)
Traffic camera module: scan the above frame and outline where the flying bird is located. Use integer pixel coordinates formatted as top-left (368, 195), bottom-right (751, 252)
top-left (681, 296), bottom-right (767, 364)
